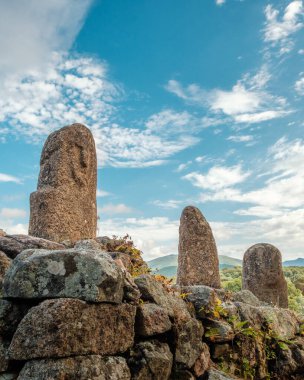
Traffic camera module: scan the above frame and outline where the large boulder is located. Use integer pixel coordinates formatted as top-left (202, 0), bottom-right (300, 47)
top-left (0, 252), bottom-right (11, 296)
top-left (129, 340), bottom-right (173, 380)
top-left (9, 298), bottom-right (136, 360)
top-left (242, 243), bottom-right (288, 308)
top-left (0, 235), bottom-right (64, 259)
top-left (17, 356), bottom-right (131, 380)
top-left (3, 248), bottom-right (124, 303)
top-left (29, 124), bottom-right (97, 243)
top-left (0, 300), bottom-right (30, 338)
top-left (177, 206), bottom-right (220, 288)
top-left (135, 303), bottom-right (171, 337)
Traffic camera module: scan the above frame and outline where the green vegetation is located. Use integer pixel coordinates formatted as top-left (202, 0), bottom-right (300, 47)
top-left (220, 266), bottom-right (304, 315)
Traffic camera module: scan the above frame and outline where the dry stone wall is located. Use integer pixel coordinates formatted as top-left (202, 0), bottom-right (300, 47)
top-left (0, 235), bottom-right (303, 380)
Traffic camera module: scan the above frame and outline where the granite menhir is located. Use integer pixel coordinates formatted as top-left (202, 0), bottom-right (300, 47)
top-left (177, 206), bottom-right (221, 288)
top-left (29, 123), bottom-right (97, 243)
top-left (242, 243), bottom-right (288, 308)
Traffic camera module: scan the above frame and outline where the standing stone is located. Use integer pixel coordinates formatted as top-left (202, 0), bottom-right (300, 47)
top-left (242, 243), bottom-right (288, 308)
top-left (177, 206), bottom-right (220, 288)
top-left (29, 123), bottom-right (97, 243)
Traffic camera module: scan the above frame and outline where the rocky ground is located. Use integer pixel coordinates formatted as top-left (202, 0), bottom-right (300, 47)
top-left (0, 232), bottom-right (303, 379)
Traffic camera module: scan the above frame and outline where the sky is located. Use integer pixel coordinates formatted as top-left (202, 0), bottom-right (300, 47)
top-left (0, 0), bottom-right (303, 261)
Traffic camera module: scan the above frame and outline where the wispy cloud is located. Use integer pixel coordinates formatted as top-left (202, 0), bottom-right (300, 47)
top-left (295, 74), bottom-right (304, 95)
top-left (166, 66), bottom-right (290, 125)
top-left (215, 0), bottom-right (226, 6)
top-left (227, 135), bottom-right (254, 143)
top-left (0, 208), bottom-right (26, 219)
top-left (152, 200), bottom-right (183, 209)
top-left (0, 173), bottom-right (21, 183)
top-left (264, 1), bottom-right (303, 54)
top-left (97, 189), bottom-right (111, 197)
top-left (0, 1), bottom-right (93, 82)
top-left (99, 203), bottom-right (133, 215)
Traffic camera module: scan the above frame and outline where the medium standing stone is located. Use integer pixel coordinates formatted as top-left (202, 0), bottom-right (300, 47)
top-left (29, 123), bottom-right (97, 243)
top-left (177, 206), bottom-right (220, 288)
top-left (242, 243), bottom-right (288, 308)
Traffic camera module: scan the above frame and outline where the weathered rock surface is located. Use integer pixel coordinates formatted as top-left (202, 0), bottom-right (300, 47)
top-left (192, 342), bottom-right (211, 377)
top-left (3, 248), bottom-right (124, 303)
top-left (0, 235), bottom-right (64, 259)
top-left (242, 243), bottom-right (288, 307)
top-left (0, 300), bottom-right (30, 338)
top-left (232, 289), bottom-right (262, 307)
top-left (0, 229), bottom-right (5, 237)
top-left (0, 252), bottom-right (11, 296)
top-left (177, 206), bottom-right (220, 288)
top-left (174, 315), bottom-right (204, 368)
top-left (17, 356), bottom-right (131, 380)
top-left (204, 319), bottom-right (235, 343)
top-left (207, 369), bottom-right (239, 380)
top-left (129, 340), bottom-right (173, 380)
top-left (9, 298), bottom-right (136, 360)
top-left (135, 303), bottom-right (171, 337)
top-left (0, 339), bottom-right (9, 372)
top-left (29, 123), bottom-right (97, 243)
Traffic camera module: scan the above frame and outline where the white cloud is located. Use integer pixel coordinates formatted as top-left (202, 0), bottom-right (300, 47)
top-left (0, 173), bottom-right (21, 183)
top-left (216, 0), bottom-right (226, 5)
top-left (183, 165), bottom-right (250, 191)
top-left (264, 1), bottom-right (303, 54)
top-left (295, 75), bottom-right (304, 95)
top-left (166, 66), bottom-right (289, 124)
top-left (0, 208), bottom-right (26, 219)
top-left (152, 200), bottom-right (183, 209)
top-left (227, 135), bottom-right (254, 143)
top-left (0, 54), bottom-right (198, 168)
top-left (0, 0), bottom-right (93, 83)
top-left (99, 203), bottom-right (133, 215)
top-left (99, 217), bottom-right (179, 260)
top-left (97, 189), bottom-right (110, 197)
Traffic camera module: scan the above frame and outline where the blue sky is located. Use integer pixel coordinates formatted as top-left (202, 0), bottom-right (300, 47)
top-left (0, 0), bottom-right (303, 260)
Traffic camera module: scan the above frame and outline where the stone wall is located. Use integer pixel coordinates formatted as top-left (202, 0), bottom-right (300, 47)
top-left (0, 234), bottom-right (303, 380)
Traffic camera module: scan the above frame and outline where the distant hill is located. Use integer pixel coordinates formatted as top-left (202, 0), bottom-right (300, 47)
top-left (147, 254), bottom-right (242, 277)
top-left (283, 258), bottom-right (304, 267)
top-left (147, 254), bottom-right (304, 277)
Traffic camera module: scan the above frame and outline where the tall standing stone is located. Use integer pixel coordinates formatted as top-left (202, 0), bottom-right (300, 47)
top-left (29, 123), bottom-right (97, 243)
top-left (177, 206), bottom-right (221, 288)
top-left (242, 243), bottom-right (288, 308)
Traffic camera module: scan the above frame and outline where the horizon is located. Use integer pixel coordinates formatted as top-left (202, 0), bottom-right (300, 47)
top-left (0, 0), bottom-right (304, 261)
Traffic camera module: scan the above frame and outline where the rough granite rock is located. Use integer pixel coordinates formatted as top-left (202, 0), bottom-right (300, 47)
top-left (192, 342), bottom-right (211, 377)
top-left (0, 300), bottom-right (30, 338)
top-left (29, 124), bottom-right (97, 243)
top-left (177, 206), bottom-right (220, 288)
top-left (242, 243), bottom-right (288, 308)
top-left (173, 370), bottom-right (195, 380)
top-left (9, 298), bottom-right (136, 360)
top-left (3, 248), bottom-right (124, 303)
top-left (174, 315), bottom-right (204, 368)
top-left (232, 289), bottom-right (262, 307)
top-left (129, 340), bottom-right (173, 380)
top-left (0, 252), bottom-right (11, 296)
top-left (204, 319), bottom-right (235, 343)
top-left (0, 235), bottom-right (64, 259)
top-left (235, 302), bottom-right (300, 340)
top-left (207, 369), bottom-right (239, 380)
top-left (17, 356), bottom-right (131, 380)
top-left (0, 339), bottom-right (9, 372)
top-left (135, 303), bottom-right (171, 337)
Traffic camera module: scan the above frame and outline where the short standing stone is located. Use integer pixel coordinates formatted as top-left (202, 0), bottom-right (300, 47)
top-left (242, 243), bottom-right (288, 308)
top-left (29, 123), bottom-right (97, 243)
top-left (3, 248), bottom-right (124, 303)
top-left (177, 206), bottom-right (221, 288)
top-left (18, 355), bottom-right (131, 380)
top-left (8, 298), bottom-right (136, 360)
